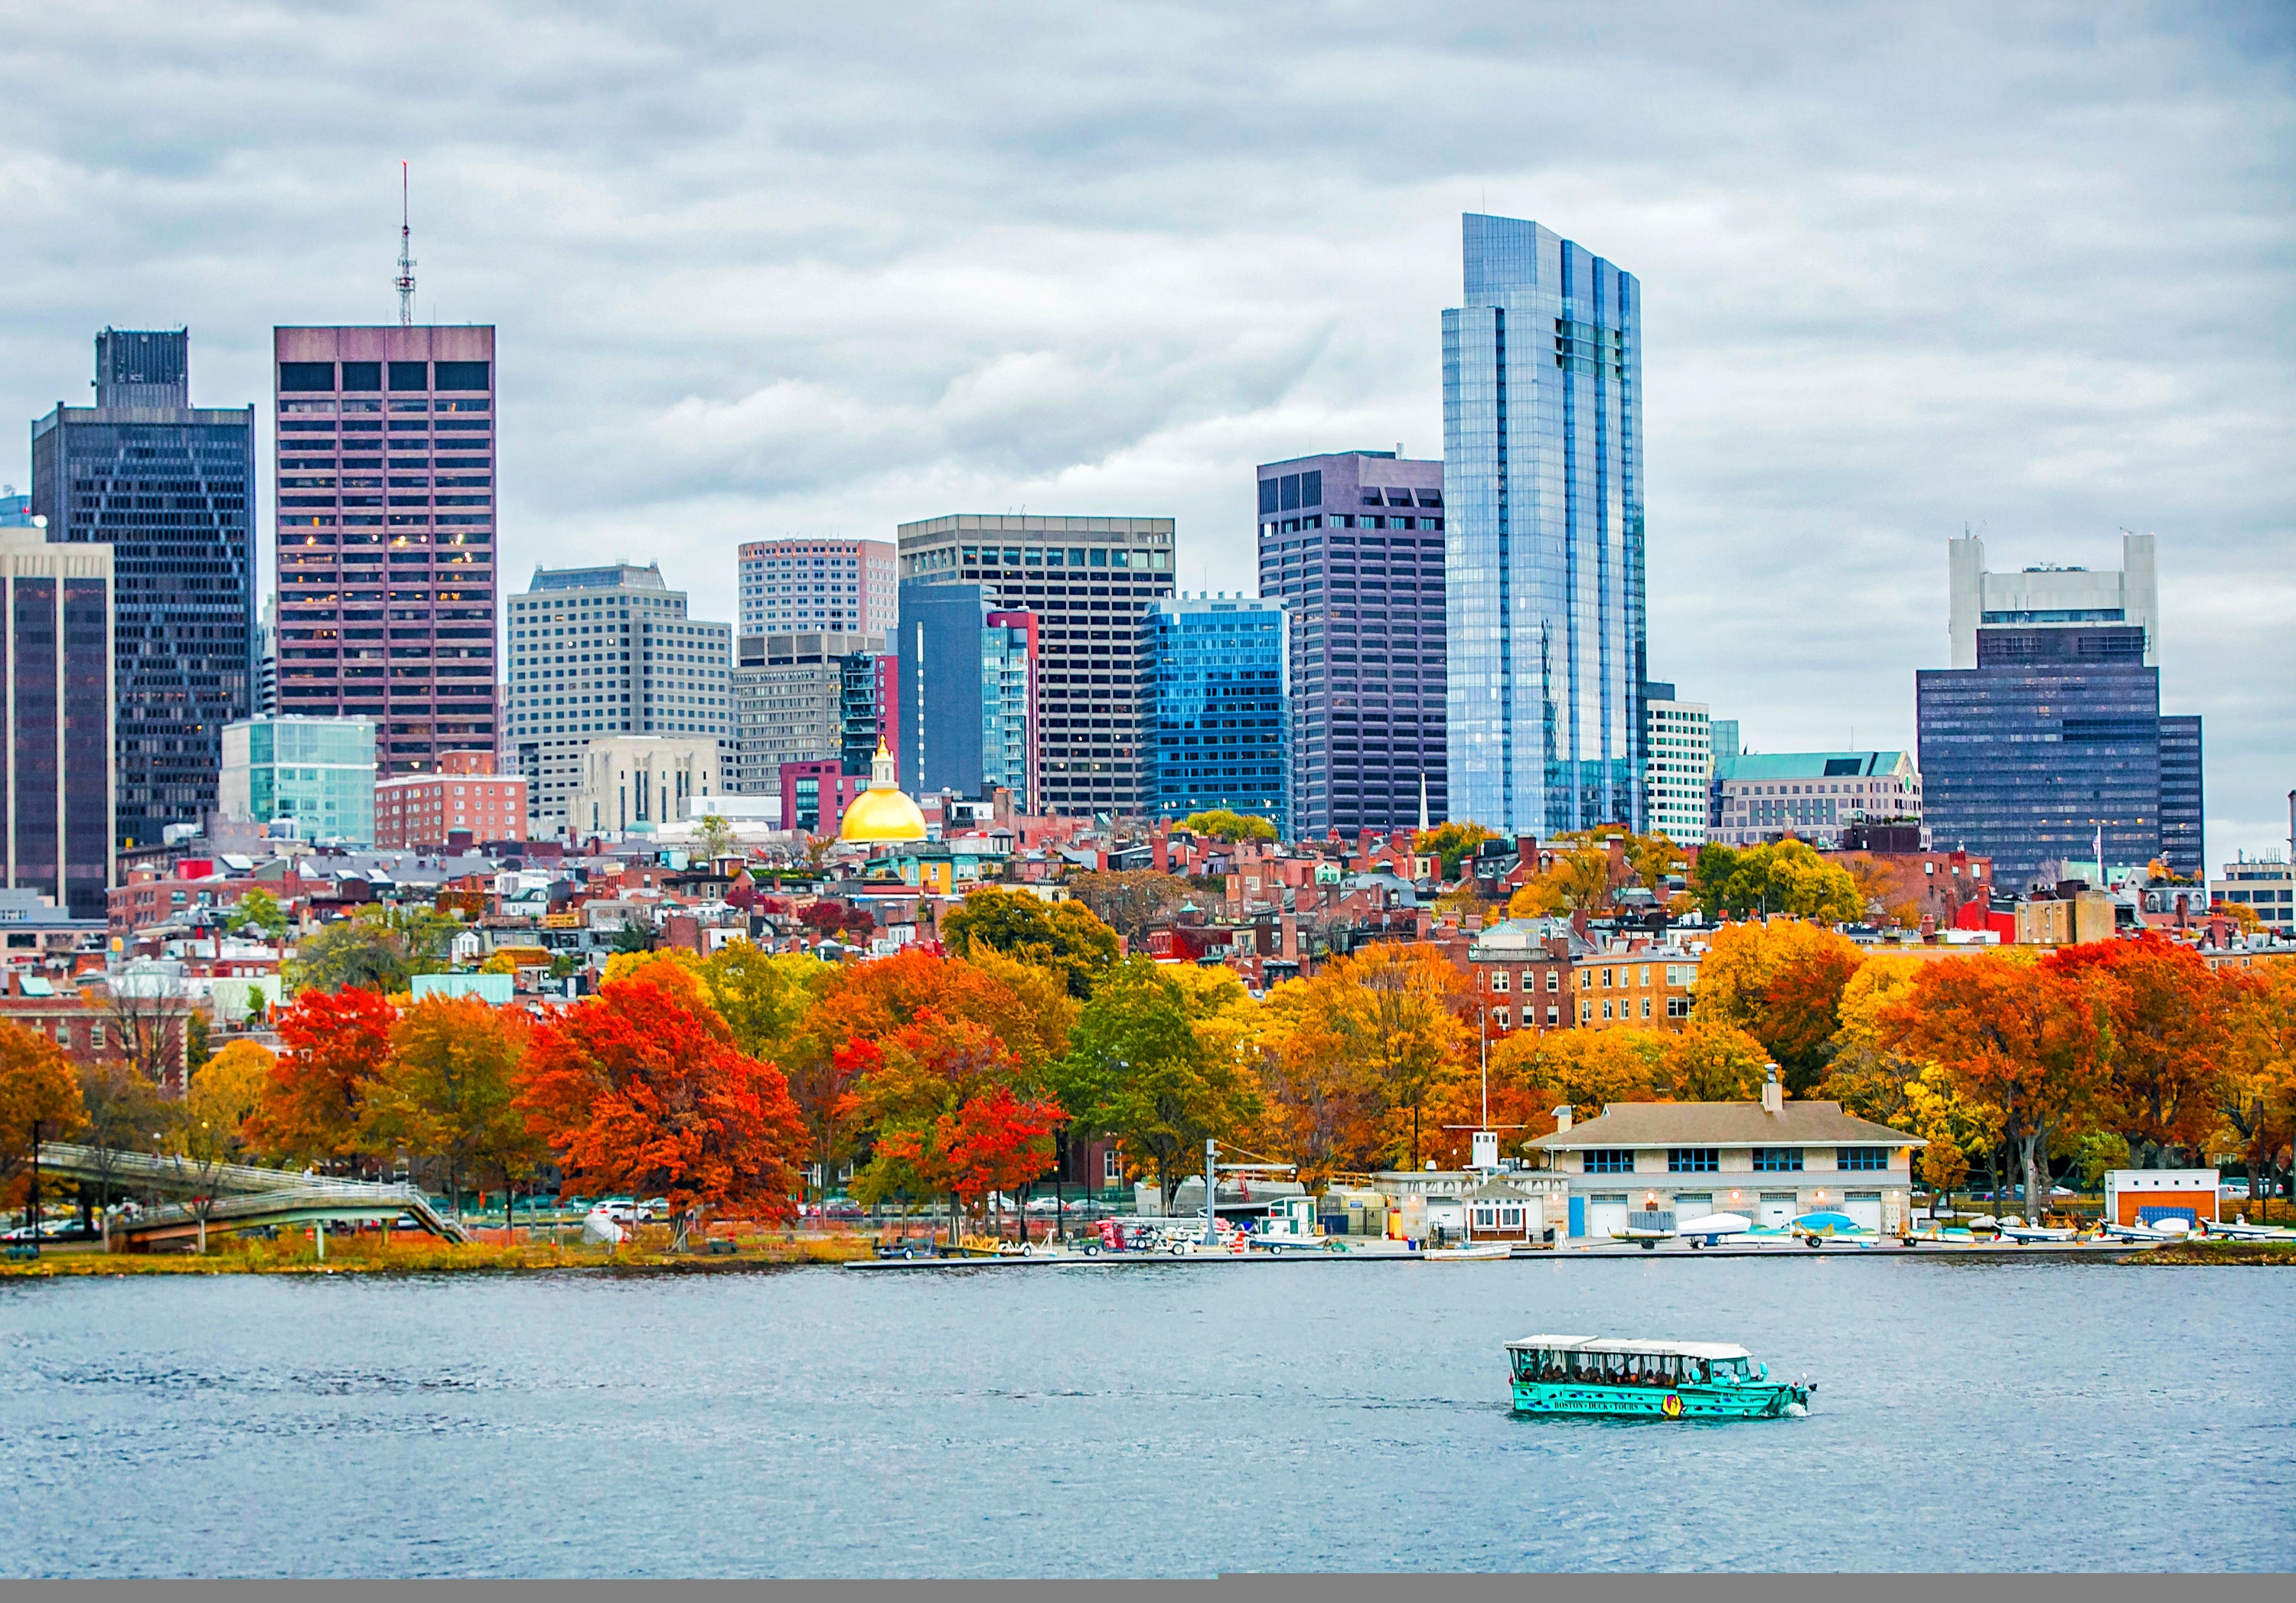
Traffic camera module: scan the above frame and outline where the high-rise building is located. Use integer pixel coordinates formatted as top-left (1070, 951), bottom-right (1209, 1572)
top-left (1254, 451), bottom-right (1444, 839)
top-left (374, 750), bottom-right (526, 849)
top-left (572, 735), bottom-right (719, 837)
top-left (31, 328), bottom-right (255, 848)
top-left (505, 563), bottom-right (732, 834)
top-left (1640, 683), bottom-right (1711, 849)
top-left (1918, 535), bottom-right (2203, 886)
top-left (895, 583), bottom-right (1035, 810)
top-left (271, 325), bottom-right (497, 774)
top-left (1708, 751), bottom-right (1922, 849)
top-left (219, 715), bottom-right (377, 842)
top-left (0, 530), bottom-right (114, 918)
top-left (897, 515), bottom-right (1175, 816)
top-left (0, 487), bottom-right (33, 526)
top-left (1443, 214), bottom-right (1645, 839)
top-left (729, 630), bottom-right (886, 796)
top-left (1146, 594), bottom-right (1286, 826)
top-left (736, 538), bottom-right (897, 637)
top-left (840, 650), bottom-right (901, 778)
top-left (255, 597), bottom-right (278, 717)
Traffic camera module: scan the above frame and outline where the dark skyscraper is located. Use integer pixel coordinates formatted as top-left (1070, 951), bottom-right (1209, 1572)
top-left (31, 328), bottom-right (255, 848)
top-left (0, 532), bottom-right (116, 919)
top-left (272, 324), bottom-right (497, 774)
top-left (1255, 450), bottom-right (1445, 838)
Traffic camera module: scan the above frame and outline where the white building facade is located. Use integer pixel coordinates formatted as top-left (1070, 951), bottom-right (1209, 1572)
top-left (1641, 683), bottom-right (1711, 848)
top-left (572, 736), bottom-right (721, 838)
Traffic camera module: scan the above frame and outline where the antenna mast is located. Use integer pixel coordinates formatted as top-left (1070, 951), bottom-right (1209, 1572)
top-left (393, 161), bottom-right (417, 327)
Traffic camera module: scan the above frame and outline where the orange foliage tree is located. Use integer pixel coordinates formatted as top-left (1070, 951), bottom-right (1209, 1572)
top-left (247, 987), bottom-right (399, 1166)
top-left (2043, 933), bottom-right (2229, 1166)
top-left (849, 1008), bottom-right (1059, 1237)
top-left (1692, 920), bottom-right (1867, 1094)
top-left (514, 969), bottom-right (806, 1218)
top-left (0, 1021), bottom-right (86, 1204)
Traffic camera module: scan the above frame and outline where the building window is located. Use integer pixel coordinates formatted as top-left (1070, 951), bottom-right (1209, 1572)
top-left (1753, 1147), bottom-right (1805, 1173)
top-left (1493, 1007), bottom-right (1510, 1031)
top-left (1103, 1147), bottom-right (1121, 1184)
top-left (1668, 1148), bottom-right (1719, 1174)
top-left (1545, 969), bottom-right (1559, 992)
top-left (1584, 1150), bottom-right (1634, 1175)
top-left (1838, 1147), bottom-right (1890, 1171)
top-left (1490, 969), bottom-right (1509, 992)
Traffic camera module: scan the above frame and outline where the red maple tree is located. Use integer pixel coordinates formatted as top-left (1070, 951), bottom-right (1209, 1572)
top-left (246, 987), bottom-right (398, 1165)
top-left (514, 970), bottom-right (807, 1218)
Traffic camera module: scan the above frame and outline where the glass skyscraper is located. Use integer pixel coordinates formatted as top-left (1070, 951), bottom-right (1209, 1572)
top-left (1146, 594), bottom-right (1287, 826)
top-left (219, 715), bottom-right (377, 843)
top-left (31, 329), bottom-right (256, 849)
top-left (1443, 215), bottom-right (1645, 838)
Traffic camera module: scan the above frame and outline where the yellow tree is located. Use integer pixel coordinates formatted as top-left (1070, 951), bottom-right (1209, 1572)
top-left (1320, 944), bottom-right (1470, 1171)
top-left (184, 1041), bottom-right (277, 1160)
top-left (1499, 1025), bottom-right (1672, 1123)
top-left (1257, 976), bottom-right (1384, 1182)
top-left (1666, 1019), bottom-right (1770, 1100)
top-left (362, 995), bottom-right (540, 1218)
top-left (1691, 920), bottom-right (1867, 1094)
top-left (1904, 1064), bottom-right (2003, 1214)
top-left (2218, 964), bottom-right (2296, 1205)
top-left (1815, 953), bottom-right (1928, 1126)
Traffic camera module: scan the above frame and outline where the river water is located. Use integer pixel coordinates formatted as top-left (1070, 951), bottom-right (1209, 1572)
top-left (3, 1256), bottom-right (2289, 1575)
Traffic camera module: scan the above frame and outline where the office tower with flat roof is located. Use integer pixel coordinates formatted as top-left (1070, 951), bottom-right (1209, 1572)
top-left (897, 582), bottom-right (1037, 809)
top-left (0, 488), bottom-right (33, 526)
top-left (738, 538), bottom-right (897, 637)
top-left (1639, 683), bottom-right (1711, 849)
top-left (730, 630), bottom-right (886, 795)
top-left (840, 650), bottom-right (901, 778)
top-left (897, 515), bottom-right (1175, 816)
top-left (573, 736), bottom-right (720, 838)
top-left (1443, 214), bottom-right (1645, 839)
top-left (1256, 451), bottom-right (1444, 838)
top-left (506, 563), bottom-right (731, 834)
top-left (1918, 535), bottom-right (2203, 886)
top-left (31, 328), bottom-right (254, 848)
top-left (0, 531), bottom-right (115, 918)
top-left (219, 715), bottom-right (377, 843)
top-left (1146, 594), bottom-right (1286, 826)
top-left (1709, 750), bottom-right (1922, 849)
top-left (272, 324), bottom-right (496, 775)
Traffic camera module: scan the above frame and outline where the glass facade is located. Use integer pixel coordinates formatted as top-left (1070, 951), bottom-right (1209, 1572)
top-left (1255, 451), bottom-right (1444, 838)
top-left (1146, 595), bottom-right (1287, 824)
top-left (895, 582), bottom-right (1035, 810)
top-left (1443, 215), bottom-right (1645, 837)
top-left (1916, 625), bottom-right (2200, 888)
top-left (31, 329), bottom-right (255, 849)
top-left (220, 716), bottom-right (377, 843)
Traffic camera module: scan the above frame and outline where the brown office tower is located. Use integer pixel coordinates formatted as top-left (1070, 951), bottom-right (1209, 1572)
top-left (272, 326), bottom-right (497, 774)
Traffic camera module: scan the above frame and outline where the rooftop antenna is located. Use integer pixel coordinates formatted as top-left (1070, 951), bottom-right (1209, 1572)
top-left (393, 161), bottom-right (417, 327)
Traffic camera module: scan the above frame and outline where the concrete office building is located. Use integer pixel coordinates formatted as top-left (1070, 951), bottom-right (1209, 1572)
top-left (31, 329), bottom-right (255, 848)
top-left (1256, 451), bottom-right (1444, 838)
top-left (1146, 594), bottom-right (1286, 826)
top-left (2210, 856), bottom-right (2294, 940)
top-left (1709, 751), bottom-right (1922, 849)
top-left (506, 563), bottom-right (731, 832)
top-left (895, 583), bottom-right (1035, 812)
top-left (1919, 534), bottom-right (2203, 886)
top-left (898, 515), bottom-right (1174, 816)
top-left (272, 324), bottom-right (497, 774)
top-left (219, 715), bottom-right (377, 843)
top-left (1, 487), bottom-right (36, 525)
top-left (572, 735), bottom-right (719, 838)
top-left (0, 531), bottom-right (115, 919)
top-left (1640, 683), bottom-right (1711, 849)
top-left (1443, 215), bottom-right (1645, 838)
top-left (729, 630), bottom-right (887, 796)
top-left (737, 538), bottom-right (897, 637)
top-left (1711, 719), bottom-right (1740, 764)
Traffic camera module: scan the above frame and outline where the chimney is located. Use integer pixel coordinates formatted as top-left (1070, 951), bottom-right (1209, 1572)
top-left (1761, 1065), bottom-right (1782, 1115)
top-left (1553, 1104), bottom-right (1573, 1132)
top-left (1281, 914), bottom-right (1298, 960)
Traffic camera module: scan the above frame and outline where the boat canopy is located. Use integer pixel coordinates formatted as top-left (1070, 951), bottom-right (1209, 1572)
top-left (1505, 1335), bottom-right (1753, 1361)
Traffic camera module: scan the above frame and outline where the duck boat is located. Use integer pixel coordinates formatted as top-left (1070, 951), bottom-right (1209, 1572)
top-left (1508, 1336), bottom-right (1812, 1420)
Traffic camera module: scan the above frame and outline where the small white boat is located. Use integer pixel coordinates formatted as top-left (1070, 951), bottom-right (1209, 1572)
top-left (2101, 1217), bottom-right (2191, 1243)
top-left (2203, 1216), bottom-right (2296, 1243)
top-left (1677, 1212), bottom-right (1752, 1248)
top-left (1426, 1242), bottom-right (1512, 1261)
top-left (1995, 1220), bottom-right (2077, 1243)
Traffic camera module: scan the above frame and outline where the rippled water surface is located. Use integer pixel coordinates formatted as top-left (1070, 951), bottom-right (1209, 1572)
top-left (3, 1256), bottom-right (2290, 1575)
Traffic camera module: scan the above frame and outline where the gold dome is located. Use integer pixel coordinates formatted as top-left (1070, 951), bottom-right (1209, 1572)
top-left (838, 740), bottom-right (927, 843)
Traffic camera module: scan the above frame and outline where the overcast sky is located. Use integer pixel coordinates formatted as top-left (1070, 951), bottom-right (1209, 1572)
top-left (3, 2), bottom-right (2290, 855)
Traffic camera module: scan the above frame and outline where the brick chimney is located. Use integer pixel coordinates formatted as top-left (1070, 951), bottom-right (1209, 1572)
top-left (1761, 1065), bottom-right (1783, 1115)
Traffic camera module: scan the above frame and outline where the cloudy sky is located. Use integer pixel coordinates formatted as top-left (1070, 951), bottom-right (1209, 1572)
top-left (4, 2), bottom-right (2290, 854)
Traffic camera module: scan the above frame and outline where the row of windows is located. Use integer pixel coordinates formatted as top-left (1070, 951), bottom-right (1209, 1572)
top-left (1579, 1147), bottom-right (1893, 1175)
top-left (279, 361), bottom-right (490, 393)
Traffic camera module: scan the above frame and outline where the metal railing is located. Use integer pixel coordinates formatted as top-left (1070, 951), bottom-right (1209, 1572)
top-left (32, 1142), bottom-right (469, 1243)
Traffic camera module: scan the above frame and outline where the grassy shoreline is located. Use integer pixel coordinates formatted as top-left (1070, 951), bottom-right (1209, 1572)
top-left (2131, 1240), bottom-right (2296, 1267)
top-left (0, 1233), bottom-right (876, 1278)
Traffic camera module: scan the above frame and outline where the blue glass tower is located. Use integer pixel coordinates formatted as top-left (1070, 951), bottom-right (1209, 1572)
top-left (1443, 216), bottom-right (1645, 837)
top-left (1146, 595), bottom-right (1287, 824)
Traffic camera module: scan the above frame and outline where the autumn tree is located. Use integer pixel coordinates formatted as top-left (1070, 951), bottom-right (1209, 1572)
top-left (1904, 1064), bottom-right (2002, 1215)
top-left (1814, 954), bottom-right (1927, 1127)
top-left (938, 888), bottom-right (1118, 999)
top-left (2218, 965), bottom-right (2296, 1204)
top-left (1667, 1019), bottom-right (1771, 1101)
top-left (1320, 943), bottom-right (1471, 1170)
top-left (1176, 810), bottom-right (1277, 843)
top-left (247, 988), bottom-right (398, 1167)
top-left (1508, 839), bottom-right (1616, 918)
top-left (288, 916), bottom-right (413, 996)
top-left (2044, 933), bottom-right (2229, 1166)
top-left (697, 944), bottom-right (827, 1062)
top-left (1691, 841), bottom-right (1861, 923)
top-left (1880, 953), bottom-right (2109, 1224)
top-left (184, 1041), bottom-right (276, 1161)
top-left (70, 1058), bottom-right (172, 1228)
top-left (363, 995), bottom-right (539, 1218)
top-left (1055, 958), bottom-right (1260, 1211)
top-left (1065, 870), bottom-right (1190, 940)
top-left (1691, 920), bottom-right (1867, 1094)
top-left (0, 1023), bottom-right (85, 1211)
top-left (515, 968), bottom-right (806, 1219)
top-left (1415, 822), bottom-right (1495, 878)
top-left (1501, 1025), bottom-right (1673, 1119)
top-left (1257, 977), bottom-right (1384, 1181)
top-left (847, 1010), bottom-right (1051, 1235)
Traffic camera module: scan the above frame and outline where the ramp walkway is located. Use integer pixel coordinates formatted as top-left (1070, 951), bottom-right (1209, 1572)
top-left (32, 1142), bottom-right (469, 1247)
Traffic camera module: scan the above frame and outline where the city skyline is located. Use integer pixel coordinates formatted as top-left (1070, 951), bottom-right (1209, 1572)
top-left (0, 6), bottom-right (2287, 852)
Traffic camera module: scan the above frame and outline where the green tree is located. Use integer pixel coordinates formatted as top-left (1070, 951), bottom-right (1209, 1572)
top-left (698, 943), bottom-right (827, 1062)
top-left (938, 888), bottom-right (1118, 999)
top-left (612, 917), bottom-right (658, 955)
top-left (1052, 958), bottom-right (1260, 1211)
top-left (287, 915), bottom-right (413, 996)
top-left (183, 1012), bottom-right (212, 1079)
top-left (226, 887), bottom-right (291, 942)
top-left (1176, 810), bottom-right (1277, 843)
top-left (1414, 821), bottom-right (1495, 877)
top-left (1693, 839), bottom-right (1861, 923)
top-left (696, 814), bottom-right (736, 862)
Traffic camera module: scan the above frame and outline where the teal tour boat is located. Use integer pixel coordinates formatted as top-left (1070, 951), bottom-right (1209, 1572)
top-left (1507, 1335), bottom-right (1812, 1420)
